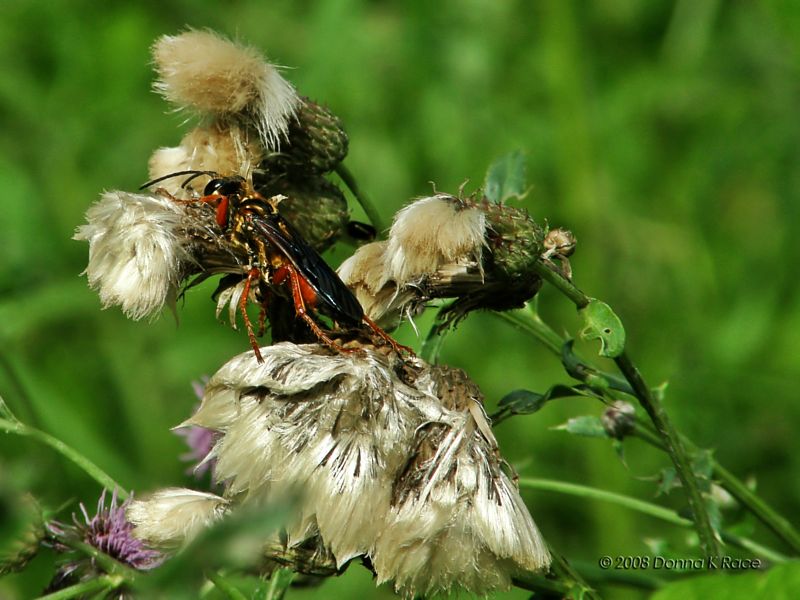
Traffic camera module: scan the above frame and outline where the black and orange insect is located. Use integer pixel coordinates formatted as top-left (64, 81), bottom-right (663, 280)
top-left (141, 170), bottom-right (410, 361)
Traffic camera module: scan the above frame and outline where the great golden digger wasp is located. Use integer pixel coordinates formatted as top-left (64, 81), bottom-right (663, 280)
top-left (141, 170), bottom-right (411, 362)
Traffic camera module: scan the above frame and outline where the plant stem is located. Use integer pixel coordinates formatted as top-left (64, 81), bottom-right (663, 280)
top-left (713, 463), bottom-right (800, 554)
top-left (36, 574), bottom-right (124, 600)
top-left (614, 352), bottom-right (720, 558)
top-left (496, 308), bottom-right (563, 354)
top-left (519, 477), bottom-right (787, 563)
top-left (520, 477), bottom-right (692, 527)
top-left (632, 422), bottom-right (800, 555)
top-left (530, 261), bottom-right (721, 558)
top-left (0, 416), bottom-right (125, 499)
top-left (207, 571), bottom-right (248, 600)
top-left (335, 164), bottom-right (386, 234)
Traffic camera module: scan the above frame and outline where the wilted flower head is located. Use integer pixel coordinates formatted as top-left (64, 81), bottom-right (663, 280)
top-left (148, 122), bottom-right (264, 197)
top-left (73, 191), bottom-right (193, 320)
top-left (339, 192), bottom-right (551, 329)
top-left (134, 343), bottom-right (550, 596)
top-left (152, 30), bottom-right (300, 150)
top-left (46, 490), bottom-right (162, 592)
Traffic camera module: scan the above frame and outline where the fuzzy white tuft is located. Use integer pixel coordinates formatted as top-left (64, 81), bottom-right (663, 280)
top-left (148, 123), bottom-right (264, 196)
top-left (127, 488), bottom-right (229, 548)
top-left (74, 191), bottom-right (191, 320)
top-left (387, 194), bottom-right (486, 285)
top-left (180, 344), bottom-right (549, 593)
top-left (152, 30), bottom-right (300, 149)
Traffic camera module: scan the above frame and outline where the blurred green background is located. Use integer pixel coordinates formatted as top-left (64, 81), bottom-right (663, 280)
top-left (2, 0), bottom-right (799, 598)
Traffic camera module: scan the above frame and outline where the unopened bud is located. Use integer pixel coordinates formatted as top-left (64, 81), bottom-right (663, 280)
top-left (602, 401), bottom-right (636, 439)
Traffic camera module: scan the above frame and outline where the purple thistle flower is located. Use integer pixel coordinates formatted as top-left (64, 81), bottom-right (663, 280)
top-left (174, 379), bottom-right (219, 479)
top-left (45, 489), bottom-right (162, 595)
top-left (76, 489), bottom-right (163, 570)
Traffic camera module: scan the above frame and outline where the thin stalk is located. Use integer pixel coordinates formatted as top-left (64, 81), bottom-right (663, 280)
top-left (335, 164), bottom-right (386, 234)
top-left (615, 352), bottom-right (720, 558)
top-left (496, 308), bottom-right (563, 354)
top-left (531, 260), bottom-right (720, 557)
top-left (35, 575), bottom-right (124, 600)
top-left (713, 463), bottom-right (800, 554)
top-left (519, 477), bottom-right (787, 563)
top-left (0, 416), bottom-right (125, 498)
top-left (207, 571), bottom-right (248, 600)
top-left (632, 422), bottom-right (800, 555)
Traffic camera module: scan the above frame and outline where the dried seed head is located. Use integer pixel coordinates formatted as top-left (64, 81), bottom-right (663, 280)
top-left (152, 30), bottom-right (300, 149)
top-left (148, 122), bottom-right (264, 196)
top-left (543, 227), bottom-right (576, 258)
top-left (387, 194), bottom-right (486, 285)
top-left (126, 488), bottom-right (229, 548)
top-left (165, 343), bottom-right (550, 594)
top-left (73, 191), bottom-right (192, 320)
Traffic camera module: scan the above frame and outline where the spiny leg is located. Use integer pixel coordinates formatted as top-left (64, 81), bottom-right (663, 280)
top-left (362, 315), bottom-right (415, 356)
top-left (239, 267), bottom-right (264, 363)
top-left (284, 265), bottom-right (354, 353)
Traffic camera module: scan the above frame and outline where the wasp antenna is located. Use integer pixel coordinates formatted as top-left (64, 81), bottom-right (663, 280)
top-left (180, 171), bottom-right (219, 190)
top-left (139, 170), bottom-right (220, 190)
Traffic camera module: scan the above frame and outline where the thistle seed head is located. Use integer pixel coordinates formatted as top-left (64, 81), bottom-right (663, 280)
top-left (152, 30), bottom-right (300, 150)
top-left (126, 488), bottom-right (229, 549)
top-left (155, 342), bottom-right (550, 594)
top-left (73, 191), bottom-right (192, 320)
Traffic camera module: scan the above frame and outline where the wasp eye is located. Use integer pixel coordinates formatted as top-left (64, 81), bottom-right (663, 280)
top-left (203, 178), bottom-right (224, 196)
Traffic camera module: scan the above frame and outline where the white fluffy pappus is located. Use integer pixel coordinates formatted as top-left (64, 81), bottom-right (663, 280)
top-left (126, 488), bottom-right (229, 548)
top-left (73, 191), bottom-right (191, 320)
top-left (152, 30), bottom-right (300, 149)
top-left (183, 343), bottom-right (431, 566)
top-left (148, 123), bottom-right (264, 197)
top-left (387, 194), bottom-right (486, 285)
top-left (371, 366), bottom-right (550, 597)
top-left (167, 343), bottom-right (550, 595)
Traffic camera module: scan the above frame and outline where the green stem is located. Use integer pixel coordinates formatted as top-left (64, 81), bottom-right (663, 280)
top-left (713, 463), bottom-right (800, 554)
top-left (36, 575), bottom-right (125, 600)
top-left (520, 477), bottom-right (691, 527)
top-left (614, 352), bottom-right (720, 558)
top-left (0, 417), bottom-right (125, 498)
top-left (531, 261), bottom-right (720, 557)
top-left (532, 260), bottom-right (590, 308)
top-left (57, 537), bottom-right (140, 580)
top-left (207, 571), bottom-right (248, 600)
top-left (335, 164), bottom-right (386, 234)
top-left (519, 477), bottom-right (787, 563)
top-left (632, 422), bottom-right (800, 555)
top-left (496, 308), bottom-right (563, 354)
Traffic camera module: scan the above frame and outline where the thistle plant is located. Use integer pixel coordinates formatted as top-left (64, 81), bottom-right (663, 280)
top-left (2, 26), bottom-right (799, 600)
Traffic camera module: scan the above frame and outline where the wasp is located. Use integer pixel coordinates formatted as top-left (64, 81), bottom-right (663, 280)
top-left (141, 170), bottom-right (410, 361)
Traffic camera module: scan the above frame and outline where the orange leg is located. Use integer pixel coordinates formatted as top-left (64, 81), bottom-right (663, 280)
top-left (281, 265), bottom-right (354, 353)
top-left (362, 315), bottom-right (415, 356)
top-left (240, 267), bottom-right (264, 363)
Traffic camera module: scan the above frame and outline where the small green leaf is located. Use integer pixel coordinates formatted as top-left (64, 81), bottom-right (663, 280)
top-left (654, 467), bottom-right (680, 497)
top-left (579, 299), bottom-right (626, 358)
top-left (484, 150), bottom-right (529, 203)
top-left (553, 415), bottom-right (609, 438)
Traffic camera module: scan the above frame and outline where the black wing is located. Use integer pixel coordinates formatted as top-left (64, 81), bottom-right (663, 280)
top-left (249, 212), bottom-right (364, 326)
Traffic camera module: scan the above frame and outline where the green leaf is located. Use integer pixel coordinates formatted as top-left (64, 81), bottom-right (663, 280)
top-left (651, 560), bottom-right (800, 600)
top-left (579, 299), bottom-right (626, 358)
top-left (484, 150), bottom-right (529, 203)
top-left (498, 384), bottom-right (587, 415)
top-left (553, 415), bottom-right (609, 438)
